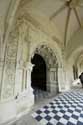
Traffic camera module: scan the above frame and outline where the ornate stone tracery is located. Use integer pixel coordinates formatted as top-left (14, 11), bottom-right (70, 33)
top-left (34, 45), bottom-right (58, 69)
top-left (31, 44), bottom-right (59, 94)
top-left (1, 25), bottom-right (19, 100)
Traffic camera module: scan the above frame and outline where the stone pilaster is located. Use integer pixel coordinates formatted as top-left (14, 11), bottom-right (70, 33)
top-left (16, 62), bottom-right (34, 114)
top-left (58, 66), bottom-right (66, 92)
top-left (48, 67), bottom-right (58, 94)
top-left (26, 62), bottom-right (34, 94)
top-left (58, 46), bottom-right (67, 92)
top-left (1, 27), bottom-right (19, 101)
top-left (0, 58), bottom-right (4, 98)
top-left (14, 18), bottom-right (30, 96)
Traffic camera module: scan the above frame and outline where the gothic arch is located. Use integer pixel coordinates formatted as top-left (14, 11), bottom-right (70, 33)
top-left (67, 47), bottom-right (83, 81)
top-left (33, 44), bottom-right (58, 69)
top-left (31, 44), bottom-right (59, 94)
top-left (68, 46), bottom-right (83, 67)
top-left (30, 41), bottom-right (62, 68)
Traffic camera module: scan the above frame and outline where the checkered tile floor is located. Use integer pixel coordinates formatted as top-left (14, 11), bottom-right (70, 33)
top-left (32, 89), bottom-right (83, 125)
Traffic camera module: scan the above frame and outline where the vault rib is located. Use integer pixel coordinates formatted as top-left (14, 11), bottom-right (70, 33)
top-left (64, 8), bottom-right (71, 47)
top-left (50, 3), bottom-right (67, 20)
top-left (73, 8), bottom-right (81, 27)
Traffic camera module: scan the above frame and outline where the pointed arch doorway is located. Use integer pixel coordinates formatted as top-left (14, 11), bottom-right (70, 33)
top-left (31, 45), bottom-right (59, 102)
top-left (31, 53), bottom-right (47, 91)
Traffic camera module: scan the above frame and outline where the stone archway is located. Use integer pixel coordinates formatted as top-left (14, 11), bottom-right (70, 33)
top-left (31, 53), bottom-right (47, 91)
top-left (31, 44), bottom-right (59, 99)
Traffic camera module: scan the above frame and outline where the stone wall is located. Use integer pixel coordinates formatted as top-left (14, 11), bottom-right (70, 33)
top-left (1, 26), bottom-right (19, 100)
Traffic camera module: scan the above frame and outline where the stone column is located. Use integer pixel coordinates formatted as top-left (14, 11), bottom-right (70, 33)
top-left (1, 27), bottom-right (18, 100)
top-left (16, 62), bottom-right (34, 115)
top-left (58, 47), bottom-right (67, 92)
top-left (26, 62), bottom-right (34, 96)
top-left (15, 67), bottom-right (23, 95)
top-left (49, 68), bottom-right (58, 94)
top-left (14, 18), bottom-right (30, 96)
top-left (58, 66), bottom-right (66, 92)
top-left (46, 68), bottom-right (50, 92)
top-left (0, 59), bottom-right (4, 99)
top-left (65, 64), bottom-right (74, 90)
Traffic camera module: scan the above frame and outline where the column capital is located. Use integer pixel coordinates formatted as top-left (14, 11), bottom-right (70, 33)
top-left (26, 62), bottom-right (34, 71)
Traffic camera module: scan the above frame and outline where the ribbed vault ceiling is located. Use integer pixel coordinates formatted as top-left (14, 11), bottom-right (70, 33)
top-left (0, 0), bottom-right (83, 48)
top-left (19, 0), bottom-right (83, 47)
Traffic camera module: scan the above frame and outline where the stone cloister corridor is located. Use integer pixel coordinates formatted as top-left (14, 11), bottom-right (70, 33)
top-left (0, 0), bottom-right (83, 125)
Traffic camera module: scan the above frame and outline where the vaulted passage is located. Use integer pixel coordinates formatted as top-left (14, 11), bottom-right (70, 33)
top-left (31, 54), bottom-right (47, 91)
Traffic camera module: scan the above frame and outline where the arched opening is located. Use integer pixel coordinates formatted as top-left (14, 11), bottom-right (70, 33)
top-left (31, 45), bottom-right (59, 101)
top-left (31, 54), bottom-right (47, 91)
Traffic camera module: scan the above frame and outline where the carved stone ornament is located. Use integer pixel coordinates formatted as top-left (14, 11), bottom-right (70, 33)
top-left (2, 25), bottom-right (19, 100)
top-left (16, 17), bottom-right (30, 68)
top-left (34, 45), bottom-right (58, 69)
